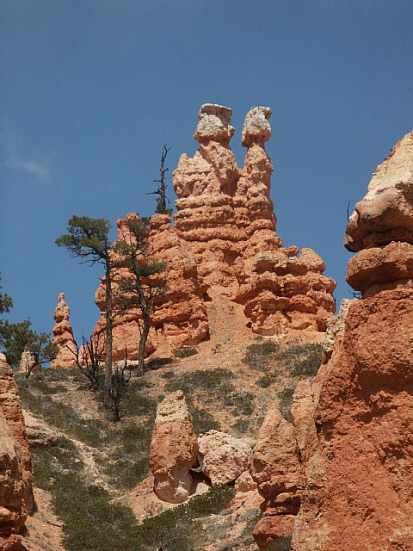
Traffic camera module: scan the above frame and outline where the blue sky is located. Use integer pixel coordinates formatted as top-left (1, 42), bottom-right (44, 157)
top-left (1, 0), bottom-right (412, 343)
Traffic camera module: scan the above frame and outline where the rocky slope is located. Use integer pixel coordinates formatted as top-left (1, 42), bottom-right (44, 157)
top-left (8, 290), bottom-right (326, 551)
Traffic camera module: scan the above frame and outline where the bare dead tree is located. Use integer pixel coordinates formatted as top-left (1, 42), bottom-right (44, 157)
top-left (147, 145), bottom-right (172, 215)
top-left (70, 334), bottom-right (104, 392)
top-left (105, 352), bottom-right (132, 422)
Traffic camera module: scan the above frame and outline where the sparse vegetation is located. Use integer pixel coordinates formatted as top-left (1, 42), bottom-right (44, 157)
top-left (242, 340), bottom-right (281, 371)
top-left (16, 333), bottom-right (323, 551)
top-left (173, 346), bottom-right (199, 358)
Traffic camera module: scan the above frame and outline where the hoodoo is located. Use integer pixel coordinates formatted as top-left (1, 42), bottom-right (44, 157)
top-left (93, 105), bottom-right (336, 360)
top-left (290, 130), bottom-right (413, 551)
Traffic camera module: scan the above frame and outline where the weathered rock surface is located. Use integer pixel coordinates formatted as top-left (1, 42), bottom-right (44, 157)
top-left (50, 293), bottom-right (77, 369)
top-left (291, 129), bottom-right (413, 551)
top-left (93, 213), bottom-right (208, 361)
top-left (0, 534), bottom-right (21, 551)
top-left (345, 130), bottom-right (413, 252)
top-left (149, 391), bottom-right (198, 503)
top-left (0, 353), bottom-right (33, 544)
top-left (93, 104), bottom-right (336, 360)
top-left (250, 405), bottom-right (307, 549)
top-left (198, 430), bottom-right (252, 485)
top-left (0, 407), bottom-right (27, 536)
top-left (173, 104), bottom-right (335, 334)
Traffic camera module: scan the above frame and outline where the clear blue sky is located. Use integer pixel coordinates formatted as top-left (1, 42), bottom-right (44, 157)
top-left (1, 0), bottom-right (412, 343)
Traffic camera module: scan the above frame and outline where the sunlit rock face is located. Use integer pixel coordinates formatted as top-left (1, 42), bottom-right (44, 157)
top-left (93, 213), bottom-right (209, 361)
top-left (291, 129), bottom-right (413, 551)
top-left (50, 292), bottom-right (77, 370)
top-left (93, 105), bottom-right (336, 360)
top-left (0, 352), bottom-right (34, 543)
top-left (345, 130), bottom-right (413, 253)
top-left (149, 391), bottom-right (198, 504)
top-left (173, 104), bottom-right (336, 334)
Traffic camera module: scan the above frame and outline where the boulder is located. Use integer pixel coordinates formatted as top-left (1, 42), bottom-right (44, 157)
top-left (198, 430), bottom-right (252, 485)
top-left (149, 391), bottom-right (198, 503)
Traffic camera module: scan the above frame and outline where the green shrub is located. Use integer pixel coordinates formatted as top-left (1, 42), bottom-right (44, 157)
top-left (173, 347), bottom-right (199, 358)
top-left (146, 356), bottom-right (173, 370)
top-left (223, 391), bottom-right (254, 416)
top-left (242, 340), bottom-right (281, 371)
top-left (190, 406), bottom-right (221, 434)
top-left (282, 343), bottom-right (323, 377)
top-left (267, 536), bottom-right (293, 551)
top-left (164, 368), bottom-right (233, 396)
top-left (31, 436), bottom-right (83, 490)
top-left (103, 457), bottom-right (149, 490)
top-left (121, 388), bottom-right (157, 417)
top-left (160, 369), bottom-right (175, 379)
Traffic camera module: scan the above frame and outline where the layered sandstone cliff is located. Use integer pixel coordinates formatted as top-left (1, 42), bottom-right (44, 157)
top-left (93, 213), bottom-right (208, 360)
top-left (290, 130), bottom-right (413, 551)
top-left (174, 104), bottom-right (336, 335)
top-left (93, 104), bottom-right (336, 360)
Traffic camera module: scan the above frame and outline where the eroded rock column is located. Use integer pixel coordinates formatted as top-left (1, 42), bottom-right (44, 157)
top-left (0, 352), bottom-right (34, 542)
top-left (292, 129), bottom-right (413, 551)
top-left (50, 293), bottom-right (77, 369)
top-left (149, 390), bottom-right (198, 503)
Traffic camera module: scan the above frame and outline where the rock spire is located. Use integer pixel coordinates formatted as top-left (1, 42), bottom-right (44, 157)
top-left (50, 293), bottom-right (77, 369)
top-left (93, 105), bottom-right (336, 361)
top-left (0, 352), bottom-right (34, 543)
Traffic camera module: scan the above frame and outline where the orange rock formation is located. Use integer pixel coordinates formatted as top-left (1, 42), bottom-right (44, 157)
top-left (93, 104), bottom-right (336, 360)
top-left (290, 130), bottom-right (413, 550)
top-left (0, 352), bottom-right (33, 546)
top-left (149, 391), bottom-right (198, 504)
top-left (93, 213), bottom-right (208, 361)
top-left (50, 293), bottom-right (77, 369)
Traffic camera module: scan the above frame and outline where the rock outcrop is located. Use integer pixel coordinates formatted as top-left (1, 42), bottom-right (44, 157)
top-left (198, 430), bottom-right (252, 485)
top-left (0, 352), bottom-right (34, 544)
top-left (50, 293), bottom-right (77, 369)
top-left (173, 104), bottom-right (336, 336)
top-left (149, 390), bottom-right (198, 503)
top-left (290, 130), bottom-right (413, 551)
top-left (250, 403), bottom-right (307, 549)
top-left (93, 213), bottom-right (209, 360)
top-left (92, 104), bottom-right (336, 360)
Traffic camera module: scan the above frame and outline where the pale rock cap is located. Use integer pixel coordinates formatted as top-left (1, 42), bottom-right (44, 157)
top-left (242, 106), bottom-right (272, 147)
top-left (194, 103), bottom-right (235, 143)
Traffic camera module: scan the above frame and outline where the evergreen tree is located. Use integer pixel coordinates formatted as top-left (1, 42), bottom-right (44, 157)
top-left (55, 216), bottom-right (114, 389)
top-left (0, 274), bottom-right (57, 374)
top-left (113, 216), bottom-right (167, 376)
